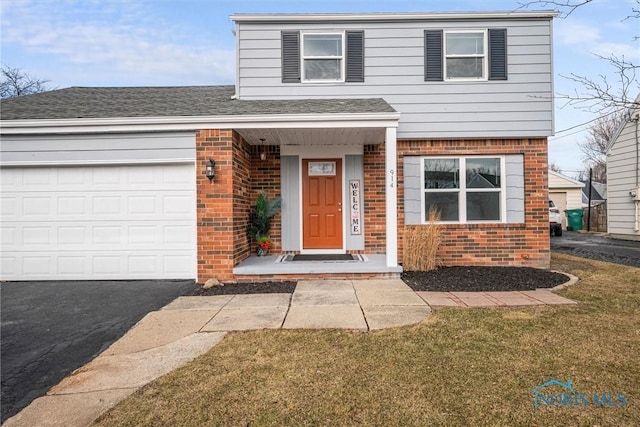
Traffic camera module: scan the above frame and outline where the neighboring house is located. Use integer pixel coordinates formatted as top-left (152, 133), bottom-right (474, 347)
top-left (548, 169), bottom-right (584, 230)
top-left (606, 95), bottom-right (640, 241)
top-left (0, 10), bottom-right (557, 282)
top-left (581, 180), bottom-right (607, 207)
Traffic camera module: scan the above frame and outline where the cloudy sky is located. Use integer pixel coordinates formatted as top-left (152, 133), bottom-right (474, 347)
top-left (2, 0), bottom-right (638, 177)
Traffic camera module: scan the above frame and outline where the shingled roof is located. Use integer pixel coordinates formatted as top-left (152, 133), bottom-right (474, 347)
top-left (0, 85), bottom-right (396, 120)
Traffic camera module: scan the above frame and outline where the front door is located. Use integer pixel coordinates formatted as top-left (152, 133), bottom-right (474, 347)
top-left (302, 159), bottom-right (343, 249)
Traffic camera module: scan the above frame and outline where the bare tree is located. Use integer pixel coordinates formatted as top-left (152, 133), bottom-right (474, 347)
top-left (1, 65), bottom-right (51, 99)
top-left (519, 1), bottom-right (639, 112)
top-left (549, 162), bottom-right (563, 174)
top-left (559, 53), bottom-right (638, 113)
top-left (578, 111), bottom-right (625, 183)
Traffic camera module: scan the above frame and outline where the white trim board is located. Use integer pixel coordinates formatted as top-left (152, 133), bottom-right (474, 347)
top-left (1, 113), bottom-right (400, 135)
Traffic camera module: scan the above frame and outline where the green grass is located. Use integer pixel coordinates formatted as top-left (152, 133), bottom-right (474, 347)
top-left (94, 254), bottom-right (640, 426)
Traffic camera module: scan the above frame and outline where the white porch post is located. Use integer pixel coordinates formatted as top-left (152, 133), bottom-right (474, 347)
top-left (385, 126), bottom-right (398, 267)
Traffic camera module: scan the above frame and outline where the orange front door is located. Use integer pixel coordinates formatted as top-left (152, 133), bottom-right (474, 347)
top-left (302, 159), bottom-right (343, 249)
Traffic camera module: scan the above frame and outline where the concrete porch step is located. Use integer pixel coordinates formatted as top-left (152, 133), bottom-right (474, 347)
top-left (232, 254), bottom-right (402, 281)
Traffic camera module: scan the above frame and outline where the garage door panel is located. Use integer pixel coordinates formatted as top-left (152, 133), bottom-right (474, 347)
top-left (23, 168), bottom-right (52, 185)
top-left (6, 221), bottom-right (194, 251)
top-left (1, 196), bottom-right (17, 218)
top-left (163, 255), bottom-right (193, 275)
top-left (23, 197), bottom-right (52, 216)
top-left (58, 256), bottom-right (86, 276)
top-left (1, 256), bottom-right (16, 276)
top-left (22, 256), bottom-right (53, 277)
top-left (22, 226), bottom-right (52, 246)
top-left (58, 196), bottom-right (87, 216)
top-left (0, 164), bottom-right (196, 280)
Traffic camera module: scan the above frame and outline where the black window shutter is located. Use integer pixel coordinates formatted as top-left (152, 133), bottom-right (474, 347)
top-left (424, 30), bottom-right (443, 81)
top-left (488, 28), bottom-right (507, 80)
top-left (282, 31), bottom-right (300, 83)
top-left (345, 31), bottom-right (364, 82)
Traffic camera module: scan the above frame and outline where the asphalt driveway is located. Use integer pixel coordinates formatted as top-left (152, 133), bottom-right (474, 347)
top-left (0, 279), bottom-right (199, 423)
top-left (551, 231), bottom-right (640, 268)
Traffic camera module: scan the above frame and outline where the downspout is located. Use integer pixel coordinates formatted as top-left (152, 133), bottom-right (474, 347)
top-left (635, 114), bottom-right (639, 188)
top-left (634, 114), bottom-right (639, 231)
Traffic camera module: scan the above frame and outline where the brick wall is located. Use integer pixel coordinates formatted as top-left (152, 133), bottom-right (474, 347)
top-left (196, 131), bottom-right (282, 283)
top-left (231, 131), bottom-right (252, 266)
top-left (196, 129), bottom-right (236, 282)
top-left (396, 138), bottom-right (550, 269)
top-left (197, 133), bottom-right (549, 282)
top-left (249, 145), bottom-right (282, 252)
top-left (363, 144), bottom-right (387, 253)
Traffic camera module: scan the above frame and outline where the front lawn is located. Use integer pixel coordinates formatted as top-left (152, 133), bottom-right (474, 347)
top-left (94, 254), bottom-right (639, 426)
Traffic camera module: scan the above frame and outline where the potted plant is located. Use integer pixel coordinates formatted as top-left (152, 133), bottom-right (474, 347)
top-left (247, 193), bottom-right (281, 256)
top-left (256, 236), bottom-right (273, 256)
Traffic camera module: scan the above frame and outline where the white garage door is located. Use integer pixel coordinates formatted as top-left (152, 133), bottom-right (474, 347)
top-left (1, 163), bottom-right (196, 280)
top-left (549, 191), bottom-right (568, 230)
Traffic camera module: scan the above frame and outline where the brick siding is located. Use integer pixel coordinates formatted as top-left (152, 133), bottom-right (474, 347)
top-left (197, 133), bottom-right (549, 283)
top-left (196, 130), bottom-right (282, 282)
top-left (363, 144), bottom-right (387, 253)
top-left (249, 145), bottom-right (282, 252)
top-left (395, 138), bottom-right (550, 269)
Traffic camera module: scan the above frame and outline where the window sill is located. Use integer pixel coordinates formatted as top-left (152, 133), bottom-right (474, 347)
top-left (438, 223), bottom-right (526, 229)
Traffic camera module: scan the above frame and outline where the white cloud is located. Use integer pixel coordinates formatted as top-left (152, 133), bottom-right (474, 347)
top-left (0, 0), bottom-right (235, 85)
top-left (591, 42), bottom-right (640, 61)
top-left (555, 21), bottom-right (603, 47)
top-left (554, 15), bottom-right (639, 62)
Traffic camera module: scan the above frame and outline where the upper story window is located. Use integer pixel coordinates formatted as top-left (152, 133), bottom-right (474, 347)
top-left (282, 31), bottom-right (364, 83)
top-left (425, 28), bottom-right (507, 82)
top-left (445, 31), bottom-right (486, 80)
top-left (302, 33), bottom-right (344, 81)
top-left (423, 156), bottom-right (505, 223)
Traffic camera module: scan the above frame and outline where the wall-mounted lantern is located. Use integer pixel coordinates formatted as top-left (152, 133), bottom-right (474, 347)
top-left (259, 138), bottom-right (267, 161)
top-left (205, 158), bottom-right (215, 182)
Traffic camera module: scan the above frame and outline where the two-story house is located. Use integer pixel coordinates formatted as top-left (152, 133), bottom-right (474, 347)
top-left (0, 11), bottom-right (557, 282)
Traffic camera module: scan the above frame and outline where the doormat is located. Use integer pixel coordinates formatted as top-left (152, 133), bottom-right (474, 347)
top-left (279, 254), bottom-right (366, 262)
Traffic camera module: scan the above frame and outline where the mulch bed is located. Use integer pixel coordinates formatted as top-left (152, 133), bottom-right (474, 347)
top-left (190, 267), bottom-right (569, 295)
top-left (191, 281), bottom-right (297, 295)
top-left (402, 266), bottom-right (569, 292)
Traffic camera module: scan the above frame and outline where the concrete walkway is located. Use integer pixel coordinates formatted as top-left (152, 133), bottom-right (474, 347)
top-left (4, 278), bottom-right (576, 427)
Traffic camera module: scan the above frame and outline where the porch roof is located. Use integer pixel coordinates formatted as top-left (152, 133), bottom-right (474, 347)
top-left (0, 85), bottom-right (396, 121)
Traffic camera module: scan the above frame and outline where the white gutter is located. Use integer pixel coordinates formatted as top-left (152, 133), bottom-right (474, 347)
top-left (0, 112), bottom-right (401, 135)
top-left (230, 11), bottom-right (559, 23)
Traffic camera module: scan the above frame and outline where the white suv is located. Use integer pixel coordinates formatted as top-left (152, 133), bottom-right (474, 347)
top-left (549, 200), bottom-right (562, 236)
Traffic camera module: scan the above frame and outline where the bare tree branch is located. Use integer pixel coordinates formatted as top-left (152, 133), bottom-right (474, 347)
top-left (557, 53), bottom-right (639, 113)
top-left (577, 111), bottom-right (625, 183)
top-left (1, 65), bottom-right (51, 99)
top-left (519, 1), bottom-right (639, 112)
top-left (517, 0), bottom-right (593, 17)
top-left (549, 161), bottom-right (564, 173)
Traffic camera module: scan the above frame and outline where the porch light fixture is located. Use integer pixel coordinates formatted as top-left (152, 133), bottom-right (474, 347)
top-left (205, 158), bottom-right (215, 182)
top-left (259, 138), bottom-right (267, 161)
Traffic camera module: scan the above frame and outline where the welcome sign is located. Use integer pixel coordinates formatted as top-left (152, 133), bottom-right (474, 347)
top-left (350, 180), bottom-right (361, 235)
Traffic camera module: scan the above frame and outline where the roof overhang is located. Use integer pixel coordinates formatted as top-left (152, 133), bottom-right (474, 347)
top-left (549, 169), bottom-right (585, 188)
top-left (0, 112), bottom-right (400, 134)
top-left (231, 10), bottom-right (559, 23)
top-left (605, 93), bottom-right (640, 154)
top-left (0, 112), bottom-right (400, 146)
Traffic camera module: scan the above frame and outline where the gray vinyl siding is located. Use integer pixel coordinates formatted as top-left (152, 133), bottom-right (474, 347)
top-left (402, 154), bottom-right (524, 224)
top-left (403, 157), bottom-right (422, 224)
top-left (345, 155), bottom-right (365, 250)
top-left (236, 19), bottom-right (554, 138)
top-left (607, 115), bottom-right (640, 237)
top-left (505, 154), bottom-right (525, 223)
top-left (0, 132), bottom-right (195, 165)
top-left (280, 155), bottom-right (301, 250)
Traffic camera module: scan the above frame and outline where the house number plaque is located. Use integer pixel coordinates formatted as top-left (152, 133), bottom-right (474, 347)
top-left (349, 179), bottom-right (362, 235)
